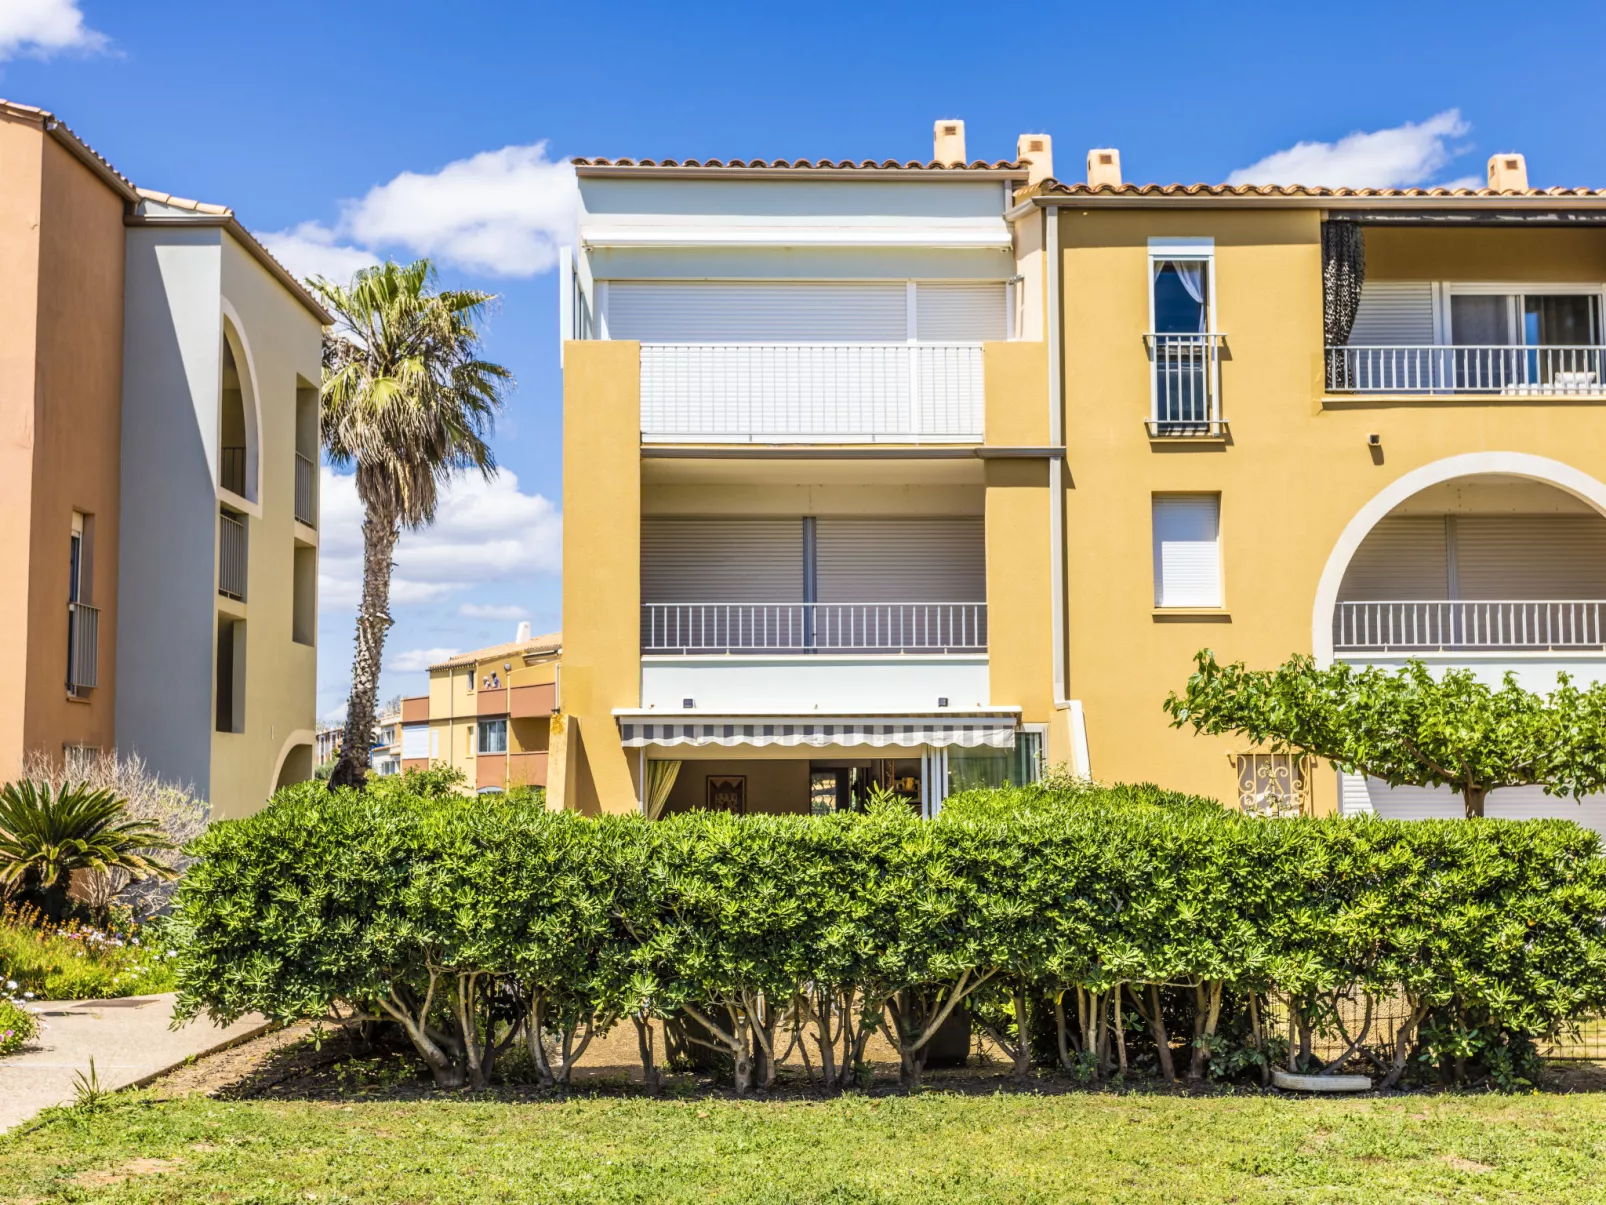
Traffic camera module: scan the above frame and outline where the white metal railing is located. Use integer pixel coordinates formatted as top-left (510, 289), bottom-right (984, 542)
top-left (1334, 600), bottom-right (1606, 651)
top-left (218, 510), bottom-right (247, 601)
top-left (295, 453), bottom-right (316, 526)
top-left (1326, 345), bottom-right (1606, 394)
top-left (639, 343), bottom-right (984, 442)
top-left (642, 602), bottom-right (988, 653)
top-left (67, 601), bottom-right (99, 692)
top-left (1146, 333), bottom-right (1225, 436)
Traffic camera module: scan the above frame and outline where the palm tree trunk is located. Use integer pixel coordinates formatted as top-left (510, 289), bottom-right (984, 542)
top-left (331, 501), bottom-right (399, 790)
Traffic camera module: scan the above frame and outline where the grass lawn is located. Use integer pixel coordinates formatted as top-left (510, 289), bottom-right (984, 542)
top-left (5, 1088), bottom-right (1606, 1203)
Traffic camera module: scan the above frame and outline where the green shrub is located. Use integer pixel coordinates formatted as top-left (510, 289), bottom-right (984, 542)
top-left (0, 994), bottom-right (36, 1055)
top-left (173, 781), bottom-right (1606, 1094)
top-left (0, 904), bottom-right (178, 1001)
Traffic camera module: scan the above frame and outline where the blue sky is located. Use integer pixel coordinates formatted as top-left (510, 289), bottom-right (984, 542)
top-left (6, 0), bottom-right (1605, 720)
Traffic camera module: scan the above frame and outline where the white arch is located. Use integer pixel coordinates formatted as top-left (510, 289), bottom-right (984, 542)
top-left (1311, 452), bottom-right (1606, 664)
top-left (219, 297), bottom-right (265, 514)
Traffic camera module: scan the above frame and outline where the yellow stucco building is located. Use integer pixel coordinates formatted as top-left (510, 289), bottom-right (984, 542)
top-left (552, 124), bottom-right (1606, 825)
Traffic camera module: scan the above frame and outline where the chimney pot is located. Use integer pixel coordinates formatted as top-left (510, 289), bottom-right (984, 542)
top-left (933, 119), bottom-right (967, 165)
top-left (1086, 148), bottom-right (1122, 189)
top-left (1016, 133), bottom-right (1053, 185)
top-left (1487, 152), bottom-right (1528, 192)
top-left (515, 620), bottom-right (532, 643)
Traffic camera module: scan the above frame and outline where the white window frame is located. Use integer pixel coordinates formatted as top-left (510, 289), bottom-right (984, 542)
top-left (1152, 493), bottom-right (1224, 610)
top-left (1145, 238), bottom-right (1221, 434)
top-left (1439, 282), bottom-right (1606, 345)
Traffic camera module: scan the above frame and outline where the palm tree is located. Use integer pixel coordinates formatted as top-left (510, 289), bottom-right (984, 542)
top-left (311, 260), bottom-right (511, 790)
top-left (0, 781), bottom-right (175, 921)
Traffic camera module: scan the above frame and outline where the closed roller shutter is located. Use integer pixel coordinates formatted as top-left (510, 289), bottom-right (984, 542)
top-left (641, 518), bottom-right (803, 601)
top-left (401, 725), bottom-right (429, 760)
top-left (608, 282), bottom-right (905, 342)
top-left (1350, 775), bottom-right (1606, 834)
top-left (815, 518), bottom-right (986, 601)
top-left (1336, 517), bottom-right (1448, 600)
top-left (1455, 515), bottom-right (1606, 599)
top-left (916, 283), bottom-right (1007, 341)
top-left (1151, 496), bottom-right (1220, 608)
top-left (1347, 281), bottom-right (1436, 345)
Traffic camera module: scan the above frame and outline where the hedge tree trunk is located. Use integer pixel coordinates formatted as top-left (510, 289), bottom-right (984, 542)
top-left (1462, 784), bottom-right (1487, 819)
top-left (632, 1013), bottom-right (661, 1093)
top-left (330, 501), bottom-right (399, 791)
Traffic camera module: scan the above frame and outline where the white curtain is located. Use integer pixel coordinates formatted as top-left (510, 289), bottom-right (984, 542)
top-left (1157, 260), bottom-right (1207, 332)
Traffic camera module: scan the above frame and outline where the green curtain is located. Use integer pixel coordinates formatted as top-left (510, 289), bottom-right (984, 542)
top-left (645, 759), bottom-right (681, 821)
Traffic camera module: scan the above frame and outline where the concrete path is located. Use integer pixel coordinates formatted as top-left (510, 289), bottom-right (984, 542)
top-left (0, 993), bottom-right (268, 1132)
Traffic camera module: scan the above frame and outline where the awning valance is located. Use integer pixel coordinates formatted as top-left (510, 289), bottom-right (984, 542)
top-left (616, 712), bottom-right (1019, 750)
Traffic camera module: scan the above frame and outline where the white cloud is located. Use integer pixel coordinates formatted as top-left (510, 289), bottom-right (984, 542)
top-left (460, 602), bottom-right (530, 621)
top-left (267, 142), bottom-right (577, 281)
top-left (256, 221), bottom-right (380, 285)
top-left (1227, 110), bottom-right (1471, 189)
top-left (0, 0), bottom-right (107, 60)
top-left (318, 466), bottom-right (561, 611)
top-left (386, 647), bottom-right (461, 673)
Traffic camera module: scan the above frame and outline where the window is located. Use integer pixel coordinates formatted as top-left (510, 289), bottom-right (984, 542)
top-left (216, 617), bottom-right (245, 733)
top-left (292, 546), bottom-right (316, 646)
top-left (1235, 753), bottom-right (1310, 818)
top-left (1152, 495), bottom-right (1222, 608)
top-left (1147, 239), bottom-right (1220, 434)
top-left (478, 718), bottom-right (507, 755)
top-left (1448, 290), bottom-right (1603, 391)
top-left (66, 512), bottom-right (98, 695)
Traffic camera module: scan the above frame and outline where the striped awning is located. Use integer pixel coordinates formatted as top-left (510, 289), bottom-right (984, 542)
top-left (616, 712), bottom-right (1018, 750)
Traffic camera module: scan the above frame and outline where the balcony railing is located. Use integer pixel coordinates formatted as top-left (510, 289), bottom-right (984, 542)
top-left (1146, 333), bottom-right (1225, 436)
top-left (642, 602), bottom-right (988, 654)
top-left (220, 445), bottom-right (247, 495)
top-left (295, 453), bottom-right (316, 526)
top-left (1334, 600), bottom-right (1606, 652)
top-left (639, 343), bottom-right (984, 442)
top-left (66, 600), bottom-right (99, 692)
top-left (218, 510), bottom-right (247, 601)
top-left (1326, 345), bottom-right (1606, 395)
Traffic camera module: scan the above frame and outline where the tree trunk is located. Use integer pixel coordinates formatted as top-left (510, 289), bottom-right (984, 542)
top-left (330, 500), bottom-right (400, 790)
top-left (1148, 984), bottom-right (1176, 1085)
top-left (1011, 989), bottom-right (1033, 1079)
top-left (633, 1013), bottom-right (661, 1093)
top-left (1462, 783), bottom-right (1487, 819)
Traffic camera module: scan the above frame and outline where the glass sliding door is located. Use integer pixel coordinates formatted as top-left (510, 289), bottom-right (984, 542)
top-left (1449, 293), bottom-right (1516, 390)
top-left (1525, 295), bottom-right (1601, 390)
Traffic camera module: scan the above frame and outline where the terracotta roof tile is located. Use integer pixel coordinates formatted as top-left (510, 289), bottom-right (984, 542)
top-left (574, 156), bottom-right (1026, 173)
top-left (430, 632), bottom-right (563, 671)
top-left (1028, 178), bottom-right (1606, 200)
top-left (1, 98), bottom-right (138, 199)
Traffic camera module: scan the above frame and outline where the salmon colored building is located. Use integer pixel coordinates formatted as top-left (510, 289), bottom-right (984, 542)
top-left (0, 100), bottom-right (327, 816)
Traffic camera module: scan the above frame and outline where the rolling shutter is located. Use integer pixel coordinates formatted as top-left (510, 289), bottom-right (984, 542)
top-left (607, 282), bottom-right (905, 342)
top-left (1346, 281), bottom-right (1436, 345)
top-left (815, 518), bottom-right (986, 602)
top-left (641, 518), bottom-right (803, 601)
top-left (1152, 496), bottom-right (1221, 608)
top-left (1336, 517), bottom-right (1449, 600)
top-left (915, 283), bottom-right (1007, 341)
top-left (1455, 515), bottom-right (1606, 599)
top-left (401, 724), bottom-right (429, 759)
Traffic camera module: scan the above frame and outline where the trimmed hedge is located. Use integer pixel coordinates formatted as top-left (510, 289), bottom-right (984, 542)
top-left (173, 781), bottom-right (1606, 1092)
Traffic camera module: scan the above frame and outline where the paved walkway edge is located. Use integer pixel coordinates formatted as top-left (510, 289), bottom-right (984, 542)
top-left (122, 1018), bottom-right (279, 1093)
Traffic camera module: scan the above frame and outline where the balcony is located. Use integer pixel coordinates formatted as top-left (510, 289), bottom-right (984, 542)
top-left (1327, 346), bottom-right (1606, 396)
top-left (1334, 600), bottom-right (1606, 652)
top-left (639, 343), bottom-right (984, 443)
top-left (66, 601), bottom-right (99, 693)
top-left (1145, 333), bottom-right (1225, 436)
top-left (218, 510), bottom-right (247, 601)
top-left (295, 453), bottom-right (316, 526)
top-left (220, 445), bottom-right (247, 495)
top-left (642, 602), bottom-right (987, 655)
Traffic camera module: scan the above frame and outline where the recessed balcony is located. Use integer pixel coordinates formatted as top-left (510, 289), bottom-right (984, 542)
top-left (1326, 345), bottom-right (1606, 396)
top-left (640, 342), bottom-right (985, 443)
top-left (1334, 599), bottom-right (1606, 652)
top-left (641, 601), bottom-right (987, 655)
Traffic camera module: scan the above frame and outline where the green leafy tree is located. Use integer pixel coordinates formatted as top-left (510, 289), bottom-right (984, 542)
top-left (0, 781), bottom-right (174, 921)
top-left (1165, 651), bottom-right (1606, 818)
top-left (310, 260), bottom-right (512, 790)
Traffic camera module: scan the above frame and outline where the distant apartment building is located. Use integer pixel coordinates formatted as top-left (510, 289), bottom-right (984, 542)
top-left (0, 100), bottom-right (325, 816)
top-left (370, 704), bottom-right (402, 777)
top-left (398, 625), bottom-right (560, 793)
top-left (553, 121), bottom-right (1606, 824)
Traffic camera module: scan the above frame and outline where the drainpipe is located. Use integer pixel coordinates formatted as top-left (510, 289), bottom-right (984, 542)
top-left (1045, 203), bottom-right (1068, 708)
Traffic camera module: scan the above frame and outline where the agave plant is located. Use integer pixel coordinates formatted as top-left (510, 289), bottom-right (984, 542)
top-left (0, 781), bottom-right (176, 921)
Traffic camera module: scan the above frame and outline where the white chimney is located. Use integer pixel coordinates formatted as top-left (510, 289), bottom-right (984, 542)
top-left (1016, 133), bottom-right (1053, 185)
top-left (1487, 152), bottom-right (1528, 192)
top-left (515, 620), bottom-right (532, 643)
top-left (933, 119), bottom-right (966, 165)
top-left (1087, 148), bottom-right (1122, 188)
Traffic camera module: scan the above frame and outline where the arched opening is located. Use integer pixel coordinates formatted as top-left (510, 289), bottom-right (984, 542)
top-left (275, 742), bottom-right (313, 789)
top-left (219, 321), bottom-right (260, 502)
top-left (1315, 455), bottom-right (1606, 827)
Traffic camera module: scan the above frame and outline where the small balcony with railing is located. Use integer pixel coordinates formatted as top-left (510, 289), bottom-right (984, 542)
top-left (295, 452), bottom-right (317, 526)
top-left (218, 508), bottom-right (247, 602)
